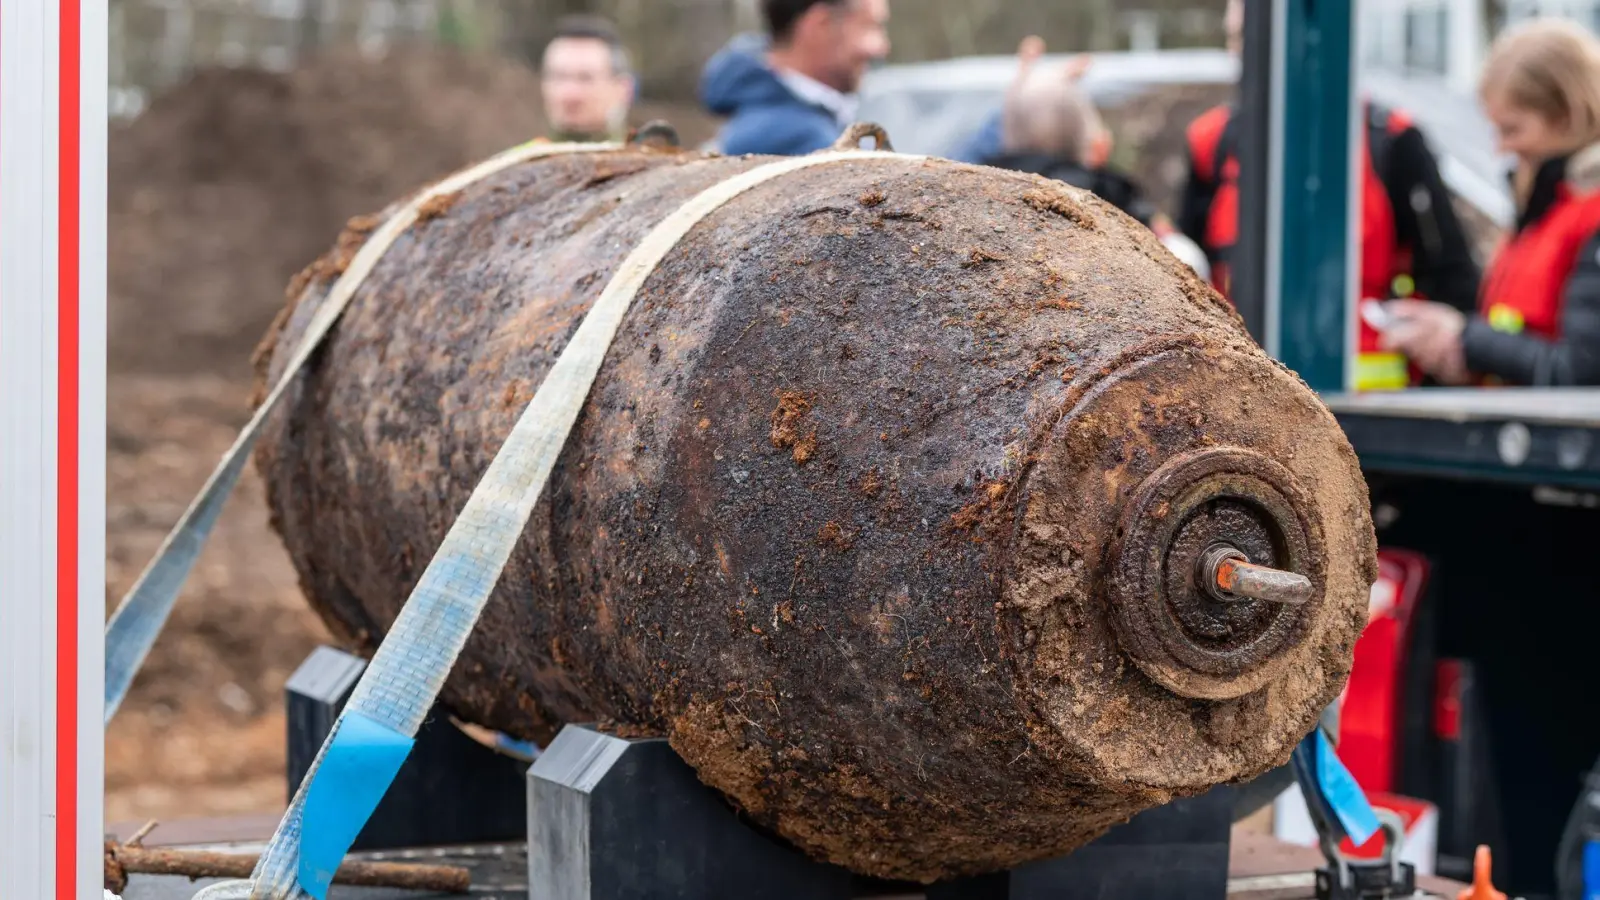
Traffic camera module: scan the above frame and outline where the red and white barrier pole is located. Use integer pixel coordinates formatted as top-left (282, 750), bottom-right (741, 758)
top-left (0, 0), bottom-right (107, 895)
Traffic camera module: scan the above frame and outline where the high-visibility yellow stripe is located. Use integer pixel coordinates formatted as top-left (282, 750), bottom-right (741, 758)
top-left (1487, 304), bottom-right (1525, 334)
top-left (1355, 351), bottom-right (1410, 391)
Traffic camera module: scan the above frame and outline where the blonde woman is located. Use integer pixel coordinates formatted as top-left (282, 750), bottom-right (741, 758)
top-left (1382, 18), bottom-right (1600, 386)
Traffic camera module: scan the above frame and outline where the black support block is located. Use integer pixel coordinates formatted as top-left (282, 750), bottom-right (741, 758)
top-left (527, 723), bottom-right (1234, 900)
top-left (285, 645), bottom-right (528, 851)
top-left (285, 647), bottom-right (1233, 896)
top-left (526, 724), bottom-right (857, 900)
top-left (925, 786), bottom-right (1235, 900)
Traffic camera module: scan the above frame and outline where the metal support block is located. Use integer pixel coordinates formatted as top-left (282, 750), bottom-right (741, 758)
top-left (926, 786), bottom-right (1234, 900)
top-left (527, 724), bottom-right (857, 900)
top-left (285, 645), bottom-right (528, 850)
top-left (529, 724), bottom-right (1233, 900)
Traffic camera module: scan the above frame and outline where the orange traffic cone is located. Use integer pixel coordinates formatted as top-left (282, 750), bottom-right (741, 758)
top-left (1456, 845), bottom-right (1506, 900)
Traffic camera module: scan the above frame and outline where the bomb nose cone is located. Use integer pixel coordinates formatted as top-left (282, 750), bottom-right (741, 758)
top-left (1108, 446), bottom-right (1325, 701)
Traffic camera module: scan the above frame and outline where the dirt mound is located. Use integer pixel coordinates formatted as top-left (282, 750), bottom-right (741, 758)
top-left (109, 45), bottom-right (716, 380)
top-left (105, 372), bottom-right (320, 822)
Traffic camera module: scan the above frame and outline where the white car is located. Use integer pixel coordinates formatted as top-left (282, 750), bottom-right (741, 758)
top-left (858, 48), bottom-right (1241, 159)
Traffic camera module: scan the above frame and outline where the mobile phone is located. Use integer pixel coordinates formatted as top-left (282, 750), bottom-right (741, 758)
top-left (1360, 300), bottom-right (1397, 332)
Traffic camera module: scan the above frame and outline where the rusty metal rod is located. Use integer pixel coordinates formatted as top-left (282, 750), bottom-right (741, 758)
top-left (1199, 545), bottom-right (1314, 605)
top-left (1218, 557), bottom-right (1314, 605)
top-left (103, 841), bottom-right (470, 895)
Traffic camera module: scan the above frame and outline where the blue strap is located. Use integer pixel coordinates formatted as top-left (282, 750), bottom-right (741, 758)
top-left (298, 713), bottom-right (414, 899)
top-left (1290, 728), bottom-right (1380, 847)
top-left (493, 733), bottom-right (542, 761)
top-left (103, 439), bottom-right (257, 723)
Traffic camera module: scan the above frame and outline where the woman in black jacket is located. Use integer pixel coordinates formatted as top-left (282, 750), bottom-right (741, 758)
top-left (1380, 18), bottom-right (1600, 387)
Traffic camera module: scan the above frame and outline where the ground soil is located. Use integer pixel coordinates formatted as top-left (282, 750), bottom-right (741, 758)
top-left (105, 372), bottom-right (317, 822)
top-left (104, 45), bottom-right (716, 824)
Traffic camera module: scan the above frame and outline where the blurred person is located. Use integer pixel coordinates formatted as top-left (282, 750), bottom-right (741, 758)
top-left (977, 40), bottom-right (1211, 279)
top-left (1373, 29), bottom-right (1600, 900)
top-left (983, 53), bottom-right (1141, 218)
top-left (700, 0), bottom-right (891, 156)
top-left (947, 36), bottom-right (1088, 164)
top-left (540, 15), bottom-right (636, 143)
top-left (1378, 19), bottom-right (1600, 386)
top-left (1179, 0), bottom-right (1480, 390)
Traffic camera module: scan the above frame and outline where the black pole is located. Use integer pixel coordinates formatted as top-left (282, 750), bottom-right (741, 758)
top-left (1232, 0), bottom-right (1275, 345)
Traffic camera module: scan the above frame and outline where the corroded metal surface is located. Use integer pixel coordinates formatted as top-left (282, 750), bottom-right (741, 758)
top-left (252, 146), bottom-right (1377, 882)
top-left (1108, 447), bottom-right (1323, 700)
top-left (1207, 552), bottom-right (1316, 606)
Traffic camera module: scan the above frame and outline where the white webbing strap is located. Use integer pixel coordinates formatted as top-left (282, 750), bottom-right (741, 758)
top-left (194, 147), bottom-right (918, 900)
top-left (102, 140), bottom-right (619, 725)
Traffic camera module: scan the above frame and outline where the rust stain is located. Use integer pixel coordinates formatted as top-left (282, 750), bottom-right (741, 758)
top-left (791, 433), bottom-right (818, 464)
top-left (769, 391), bottom-right (818, 465)
top-left (963, 247), bottom-right (1006, 268)
top-left (415, 190), bottom-right (462, 223)
top-left (950, 481), bottom-right (1009, 532)
top-left (1037, 297), bottom-right (1081, 312)
top-left (817, 521), bottom-right (854, 550)
top-left (1021, 188), bottom-right (1096, 230)
top-left (500, 380), bottom-right (529, 409)
top-left (774, 600), bottom-right (796, 625)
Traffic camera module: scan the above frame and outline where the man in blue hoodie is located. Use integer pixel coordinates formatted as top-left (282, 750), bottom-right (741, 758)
top-left (700, 0), bottom-right (890, 157)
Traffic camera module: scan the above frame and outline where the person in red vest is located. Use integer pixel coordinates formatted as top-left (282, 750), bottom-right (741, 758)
top-left (1177, 0), bottom-right (1481, 391)
top-left (1379, 19), bottom-right (1600, 387)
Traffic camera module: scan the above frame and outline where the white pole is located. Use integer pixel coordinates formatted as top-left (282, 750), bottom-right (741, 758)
top-left (0, 0), bottom-right (61, 893)
top-left (1448, 0), bottom-right (1486, 93)
top-left (1263, 0), bottom-right (1288, 360)
top-left (0, 0), bottom-right (105, 895)
top-left (82, 0), bottom-right (112, 892)
top-left (1347, 0), bottom-right (1367, 391)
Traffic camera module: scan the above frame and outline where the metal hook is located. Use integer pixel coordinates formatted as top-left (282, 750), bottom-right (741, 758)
top-left (831, 122), bottom-right (895, 152)
top-left (629, 120), bottom-right (681, 150)
top-left (1322, 808), bottom-right (1407, 890)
